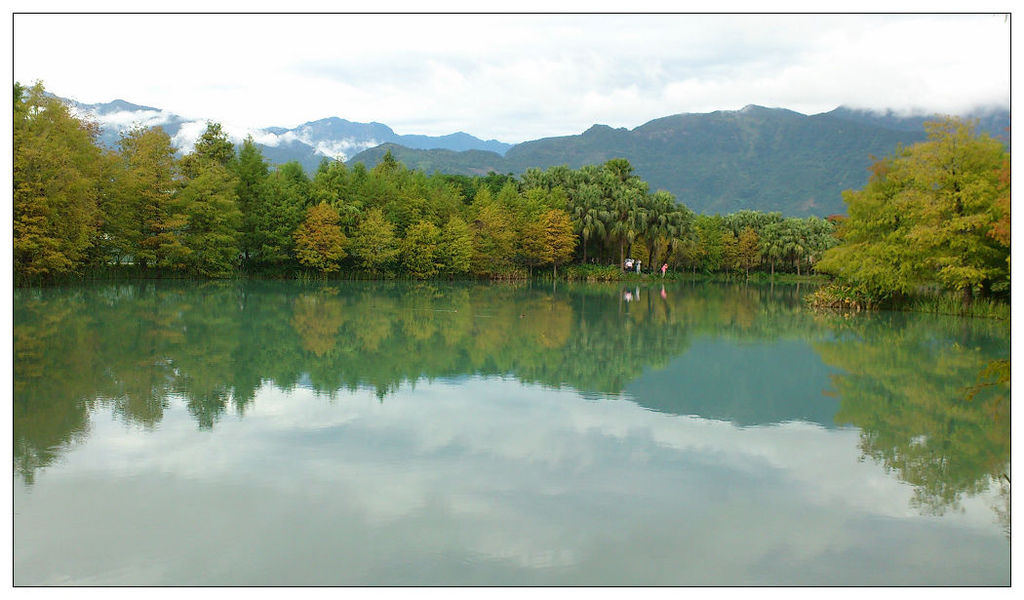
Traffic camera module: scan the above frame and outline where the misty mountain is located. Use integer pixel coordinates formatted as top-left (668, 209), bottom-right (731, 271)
top-left (65, 97), bottom-right (193, 149)
top-left (349, 105), bottom-right (1009, 217)
top-left (63, 97), bottom-right (513, 170)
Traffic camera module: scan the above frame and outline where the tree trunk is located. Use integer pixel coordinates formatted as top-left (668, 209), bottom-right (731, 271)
top-left (962, 285), bottom-right (974, 308)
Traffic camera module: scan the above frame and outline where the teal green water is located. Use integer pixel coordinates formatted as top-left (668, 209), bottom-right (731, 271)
top-left (14, 280), bottom-right (1010, 585)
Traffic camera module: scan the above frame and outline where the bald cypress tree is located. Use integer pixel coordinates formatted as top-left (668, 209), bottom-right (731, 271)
top-left (816, 117), bottom-right (1009, 304)
top-left (14, 82), bottom-right (112, 281)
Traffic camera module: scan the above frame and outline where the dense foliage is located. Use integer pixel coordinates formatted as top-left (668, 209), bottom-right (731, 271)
top-left (14, 83), bottom-right (841, 285)
top-left (814, 117), bottom-right (1010, 307)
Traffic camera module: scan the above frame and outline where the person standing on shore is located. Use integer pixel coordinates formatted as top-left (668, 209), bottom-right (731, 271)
top-left (661, 263), bottom-right (668, 277)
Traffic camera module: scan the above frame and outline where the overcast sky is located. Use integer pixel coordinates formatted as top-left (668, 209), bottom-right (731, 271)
top-left (12, 10), bottom-right (1012, 143)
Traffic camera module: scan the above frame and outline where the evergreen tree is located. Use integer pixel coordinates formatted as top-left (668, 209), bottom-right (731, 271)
top-left (232, 136), bottom-right (269, 265)
top-left (251, 169), bottom-right (306, 267)
top-left (176, 165), bottom-right (242, 277)
top-left (180, 122), bottom-right (235, 179)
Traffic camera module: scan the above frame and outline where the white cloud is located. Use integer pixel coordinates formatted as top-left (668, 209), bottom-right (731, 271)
top-left (89, 109), bottom-right (174, 130)
top-left (248, 129), bottom-right (299, 148)
top-left (169, 120), bottom-right (209, 154)
top-left (13, 13), bottom-right (1011, 143)
top-left (311, 138), bottom-right (379, 161)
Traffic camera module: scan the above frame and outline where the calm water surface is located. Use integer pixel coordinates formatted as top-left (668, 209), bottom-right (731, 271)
top-left (14, 280), bottom-right (1010, 585)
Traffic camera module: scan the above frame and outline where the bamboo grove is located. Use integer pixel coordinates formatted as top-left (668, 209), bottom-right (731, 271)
top-left (14, 83), bottom-right (841, 284)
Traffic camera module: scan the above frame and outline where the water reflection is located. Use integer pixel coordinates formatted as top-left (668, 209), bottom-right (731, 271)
top-left (813, 313), bottom-right (1010, 530)
top-left (14, 280), bottom-right (1009, 531)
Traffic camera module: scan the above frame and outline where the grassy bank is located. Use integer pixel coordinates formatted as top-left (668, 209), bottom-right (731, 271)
top-left (805, 282), bottom-right (1010, 320)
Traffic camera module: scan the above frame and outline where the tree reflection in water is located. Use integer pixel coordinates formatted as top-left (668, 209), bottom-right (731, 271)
top-left (14, 280), bottom-right (1008, 531)
top-left (813, 313), bottom-right (1009, 532)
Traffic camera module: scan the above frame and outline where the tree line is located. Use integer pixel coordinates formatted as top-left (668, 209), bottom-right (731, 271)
top-left (14, 82), bottom-right (840, 284)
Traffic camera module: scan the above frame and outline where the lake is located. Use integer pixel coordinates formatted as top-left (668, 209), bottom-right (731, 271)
top-left (13, 279), bottom-right (1010, 585)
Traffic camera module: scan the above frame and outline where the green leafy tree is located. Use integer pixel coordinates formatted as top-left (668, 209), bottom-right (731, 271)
top-left (311, 159), bottom-right (362, 230)
top-left (694, 215), bottom-right (725, 273)
top-left (176, 165), bottom-right (242, 277)
top-left (251, 168), bottom-right (307, 267)
top-left (400, 220), bottom-right (442, 279)
top-left (349, 208), bottom-right (399, 272)
top-left (570, 184), bottom-right (606, 263)
top-left (438, 215), bottom-right (473, 277)
top-left (106, 126), bottom-right (181, 269)
top-left (469, 187), bottom-right (516, 275)
top-left (231, 136), bottom-right (269, 265)
top-left (816, 117), bottom-right (1009, 304)
top-left (720, 230), bottom-right (739, 273)
top-left (295, 202), bottom-right (348, 274)
top-left (373, 148), bottom-right (402, 179)
top-left (180, 122), bottom-right (235, 179)
top-left (760, 222), bottom-right (781, 276)
top-left (904, 119), bottom-right (1009, 299)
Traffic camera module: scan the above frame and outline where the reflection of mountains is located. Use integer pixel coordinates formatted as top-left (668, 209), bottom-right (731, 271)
top-left (625, 339), bottom-right (841, 427)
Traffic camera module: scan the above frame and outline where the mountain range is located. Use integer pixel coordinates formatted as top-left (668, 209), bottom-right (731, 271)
top-left (63, 96), bottom-right (512, 166)
top-left (65, 95), bottom-right (1008, 217)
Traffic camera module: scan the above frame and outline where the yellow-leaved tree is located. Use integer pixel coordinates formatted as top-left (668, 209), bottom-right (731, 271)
top-left (295, 202), bottom-right (348, 274)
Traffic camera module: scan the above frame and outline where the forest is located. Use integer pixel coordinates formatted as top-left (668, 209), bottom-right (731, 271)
top-left (14, 81), bottom-right (1010, 311)
top-left (14, 82), bottom-right (838, 284)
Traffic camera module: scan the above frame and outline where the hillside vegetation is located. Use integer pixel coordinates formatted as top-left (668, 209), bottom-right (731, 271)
top-left (351, 105), bottom-right (1008, 217)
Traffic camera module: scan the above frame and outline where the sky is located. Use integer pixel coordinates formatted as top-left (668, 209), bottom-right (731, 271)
top-left (10, 8), bottom-right (1015, 145)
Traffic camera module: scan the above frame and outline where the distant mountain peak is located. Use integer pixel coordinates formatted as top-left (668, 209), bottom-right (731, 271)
top-left (582, 123), bottom-right (628, 136)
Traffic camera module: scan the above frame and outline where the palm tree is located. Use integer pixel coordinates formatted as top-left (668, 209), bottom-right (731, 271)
top-left (571, 185), bottom-right (606, 264)
top-left (760, 221), bottom-right (787, 277)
